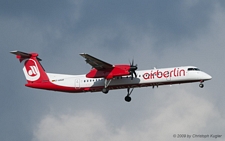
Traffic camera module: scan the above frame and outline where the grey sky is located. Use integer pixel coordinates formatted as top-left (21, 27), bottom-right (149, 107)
top-left (1, 0), bottom-right (225, 141)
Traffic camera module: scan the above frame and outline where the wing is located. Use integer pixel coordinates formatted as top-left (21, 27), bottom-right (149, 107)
top-left (80, 53), bottom-right (113, 70)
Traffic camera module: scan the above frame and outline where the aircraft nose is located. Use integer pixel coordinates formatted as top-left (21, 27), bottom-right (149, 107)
top-left (204, 73), bottom-right (212, 80)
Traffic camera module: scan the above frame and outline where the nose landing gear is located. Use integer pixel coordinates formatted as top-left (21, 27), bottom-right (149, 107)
top-left (199, 80), bottom-right (204, 88)
top-left (199, 83), bottom-right (204, 88)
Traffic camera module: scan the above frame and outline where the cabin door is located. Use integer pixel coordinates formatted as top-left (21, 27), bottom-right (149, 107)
top-left (75, 79), bottom-right (80, 89)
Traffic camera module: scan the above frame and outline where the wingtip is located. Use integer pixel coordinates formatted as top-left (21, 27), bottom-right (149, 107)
top-left (10, 50), bottom-right (19, 55)
top-left (79, 53), bottom-right (87, 57)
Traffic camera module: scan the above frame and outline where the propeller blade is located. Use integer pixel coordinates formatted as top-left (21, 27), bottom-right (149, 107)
top-left (131, 73), bottom-right (133, 80)
top-left (129, 59), bottom-right (138, 79)
top-left (134, 71), bottom-right (137, 78)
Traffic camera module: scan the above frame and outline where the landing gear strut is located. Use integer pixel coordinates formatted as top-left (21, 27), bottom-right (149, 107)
top-left (102, 79), bottom-right (112, 94)
top-left (125, 87), bottom-right (134, 102)
top-left (152, 84), bottom-right (158, 89)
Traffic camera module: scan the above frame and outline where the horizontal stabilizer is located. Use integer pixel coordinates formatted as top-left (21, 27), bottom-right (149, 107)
top-left (10, 50), bottom-right (42, 61)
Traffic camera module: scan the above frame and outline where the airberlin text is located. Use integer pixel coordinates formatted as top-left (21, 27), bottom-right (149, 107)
top-left (143, 68), bottom-right (185, 80)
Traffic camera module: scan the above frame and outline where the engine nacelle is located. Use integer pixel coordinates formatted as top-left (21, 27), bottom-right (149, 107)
top-left (86, 65), bottom-right (131, 79)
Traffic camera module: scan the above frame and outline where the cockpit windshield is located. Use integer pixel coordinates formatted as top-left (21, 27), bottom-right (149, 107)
top-left (188, 68), bottom-right (200, 71)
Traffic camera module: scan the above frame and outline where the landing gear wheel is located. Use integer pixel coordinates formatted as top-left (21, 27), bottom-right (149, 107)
top-left (125, 96), bottom-right (131, 102)
top-left (102, 88), bottom-right (109, 94)
top-left (199, 83), bottom-right (204, 88)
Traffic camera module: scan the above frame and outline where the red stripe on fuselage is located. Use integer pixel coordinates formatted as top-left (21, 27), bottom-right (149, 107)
top-left (25, 79), bottom-right (200, 93)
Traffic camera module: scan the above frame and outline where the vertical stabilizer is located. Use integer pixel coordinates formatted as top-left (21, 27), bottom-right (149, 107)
top-left (10, 51), bottom-right (49, 83)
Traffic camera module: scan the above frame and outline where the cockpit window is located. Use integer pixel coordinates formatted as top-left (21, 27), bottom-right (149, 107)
top-left (188, 68), bottom-right (200, 71)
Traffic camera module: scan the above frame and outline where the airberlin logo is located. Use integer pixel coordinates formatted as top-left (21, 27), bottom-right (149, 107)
top-left (23, 59), bottom-right (40, 81)
top-left (143, 68), bottom-right (185, 80)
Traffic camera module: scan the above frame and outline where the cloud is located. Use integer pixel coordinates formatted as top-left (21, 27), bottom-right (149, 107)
top-left (32, 112), bottom-right (110, 141)
top-left (32, 88), bottom-right (225, 141)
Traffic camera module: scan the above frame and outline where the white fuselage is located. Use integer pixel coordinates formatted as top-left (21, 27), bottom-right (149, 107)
top-left (46, 66), bottom-right (212, 93)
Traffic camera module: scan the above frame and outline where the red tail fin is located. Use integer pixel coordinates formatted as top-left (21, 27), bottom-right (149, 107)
top-left (11, 51), bottom-right (49, 83)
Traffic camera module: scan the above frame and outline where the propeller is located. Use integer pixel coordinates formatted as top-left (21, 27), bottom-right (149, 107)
top-left (129, 59), bottom-right (138, 80)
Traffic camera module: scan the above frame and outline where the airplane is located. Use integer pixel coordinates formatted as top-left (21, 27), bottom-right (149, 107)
top-left (11, 50), bottom-right (212, 102)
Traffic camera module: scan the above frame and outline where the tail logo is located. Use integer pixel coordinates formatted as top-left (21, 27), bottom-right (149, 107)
top-left (23, 59), bottom-right (40, 81)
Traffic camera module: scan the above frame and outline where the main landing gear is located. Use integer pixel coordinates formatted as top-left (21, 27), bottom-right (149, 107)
top-left (102, 88), bottom-right (109, 94)
top-left (102, 79), bottom-right (134, 102)
top-left (101, 79), bottom-right (134, 102)
top-left (102, 79), bottom-right (112, 94)
top-left (124, 87), bottom-right (134, 102)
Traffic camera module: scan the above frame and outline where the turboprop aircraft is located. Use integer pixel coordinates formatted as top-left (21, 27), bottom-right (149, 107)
top-left (11, 51), bottom-right (212, 102)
